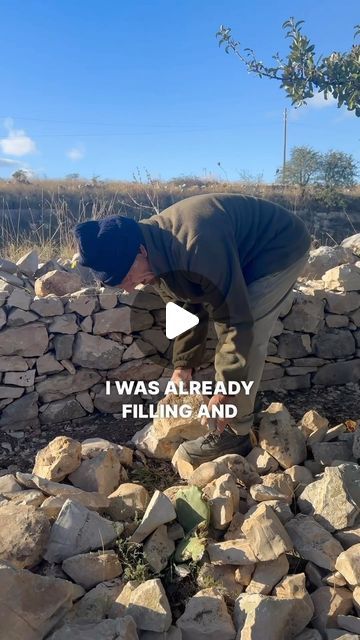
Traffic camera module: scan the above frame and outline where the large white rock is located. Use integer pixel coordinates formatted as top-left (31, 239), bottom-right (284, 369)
top-left (177, 588), bottom-right (236, 640)
top-left (286, 515), bottom-right (344, 570)
top-left (234, 592), bottom-right (311, 639)
top-left (47, 616), bottom-right (138, 640)
top-left (143, 525), bottom-right (175, 573)
top-left (0, 503), bottom-right (50, 569)
top-left (44, 499), bottom-right (119, 563)
top-left (335, 544), bottom-right (360, 586)
top-left (0, 563), bottom-right (84, 640)
top-left (297, 464), bottom-right (360, 531)
top-left (107, 483), bottom-right (150, 521)
top-left (322, 264), bottom-right (360, 291)
top-left (246, 554), bottom-right (289, 595)
top-left (62, 550), bottom-right (123, 590)
top-left (310, 586), bottom-right (353, 635)
top-left (242, 503), bottom-right (293, 561)
top-left (258, 403), bottom-right (307, 468)
top-left (127, 579), bottom-right (172, 633)
top-left (33, 436), bottom-right (82, 481)
top-left (130, 490), bottom-right (176, 544)
top-left (68, 449), bottom-right (122, 495)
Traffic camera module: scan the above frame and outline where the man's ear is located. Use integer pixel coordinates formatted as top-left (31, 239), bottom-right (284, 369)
top-left (139, 244), bottom-right (148, 257)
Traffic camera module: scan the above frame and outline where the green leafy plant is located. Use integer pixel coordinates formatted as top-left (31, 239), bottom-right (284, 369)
top-left (217, 18), bottom-right (360, 114)
top-left (175, 485), bottom-right (210, 533)
top-left (115, 537), bottom-right (151, 582)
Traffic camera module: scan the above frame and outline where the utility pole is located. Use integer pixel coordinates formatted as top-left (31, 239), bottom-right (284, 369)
top-left (282, 108), bottom-right (288, 185)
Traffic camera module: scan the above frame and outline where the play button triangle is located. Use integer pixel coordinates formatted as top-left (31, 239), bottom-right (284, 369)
top-left (165, 302), bottom-right (199, 339)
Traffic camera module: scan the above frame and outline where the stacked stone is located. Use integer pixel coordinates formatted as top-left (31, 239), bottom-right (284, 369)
top-left (0, 235), bottom-right (360, 433)
top-left (1, 402), bottom-right (360, 639)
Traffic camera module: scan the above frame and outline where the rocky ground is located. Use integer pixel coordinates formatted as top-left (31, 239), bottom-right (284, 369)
top-left (1, 396), bottom-right (360, 640)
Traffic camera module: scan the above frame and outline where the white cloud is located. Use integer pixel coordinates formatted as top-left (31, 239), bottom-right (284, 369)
top-left (0, 118), bottom-right (37, 156)
top-left (67, 145), bottom-right (85, 161)
top-left (0, 157), bottom-right (21, 167)
top-left (307, 92), bottom-right (337, 109)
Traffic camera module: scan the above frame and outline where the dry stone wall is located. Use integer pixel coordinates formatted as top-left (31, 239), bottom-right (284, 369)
top-left (0, 236), bottom-right (360, 432)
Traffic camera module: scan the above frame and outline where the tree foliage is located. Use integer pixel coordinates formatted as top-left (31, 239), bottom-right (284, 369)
top-left (278, 146), bottom-right (358, 190)
top-left (217, 18), bottom-right (360, 115)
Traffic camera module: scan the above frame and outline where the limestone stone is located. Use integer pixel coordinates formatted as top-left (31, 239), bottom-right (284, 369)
top-left (312, 329), bottom-right (355, 359)
top-left (62, 550), bottom-right (123, 590)
top-left (69, 449), bottom-right (121, 495)
top-left (98, 288), bottom-right (117, 309)
top-left (335, 544), bottom-right (360, 586)
top-left (286, 515), bottom-right (344, 570)
top-left (35, 270), bottom-right (82, 297)
top-left (0, 308), bottom-right (5, 329)
top-left (335, 526), bottom-right (360, 549)
top-left (127, 579), bottom-right (172, 632)
top-left (131, 490), bottom-right (176, 543)
top-left (16, 249), bottom-right (38, 276)
top-left (30, 296), bottom-right (64, 316)
top-left (203, 473), bottom-right (239, 530)
top-left (0, 473), bottom-right (22, 493)
top-left (326, 314), bottom-right (349, 328)
top-left (140, 627), bottom-right (181, 640)
top-left (246, 554), bottom-right (289, 595)
top-left (5, 490), bottom-right (45, 508)
top-left (0, 324), bottom-right (48, 356)
top-left (94, 387), bottom-right (142, 415)
top-left (36, 369), bottom-right (101, 402)
top-left (273, 574), bottom-right (314, 630)
top-left (242, 503), bottom-right (293, 561)
top-left (298, 464), bottom-right (360, 531)
top-left (122, 339), bottom-right (156, 361)
top-left (250, 472), bottom-right (294, 504)
top-left (37, 353), bottom-right (64, 375)
top-left (283, 294), bottom-right (324, 333)
top-left (79, 315), bottom-right (93, 332)
top-left (48, 313), bottom-right (79, 334)
top-left (311, 441), bottom-right (352, 466)
top-left (152, 393), bottom-right (208, 442)
top-left (16, 471), bottom-right (109, 507)
top-left (189, 454), bottom-right (260, 489)
top-left (65, 291), bottom-right (97, 316)
top-left (0, 257), bottom-right (17, 273)
top-left (234, 592), bottom-right (311, 639)
top-left (303, 246), bottom-right (356, 279)
top-left (143, 524), bottom-right (175, 573)
top-left (177, 588), bottom-right (236, 640)
top-left (40, 398), bottom-right (87, 424)
top-left (298, 409), bottom-right (329, 444)
top-left (134, 422), bottom-right (179, 461)
top-left (246, 447), bottom-right (279, 474)
top-left (33, 436), bottom-right (82, 481)
top-left (107, 359), bottom-right (164, 382)
top-left (47, 617), bottom-right (138, 640)
top-left (72, 332), bottom-right (124, 369)
top-left (7, 287), bottom-right (32, 310)
top-left (207, 539), bottom-right (257, 565)
top-left (258, 403), bottom-right (307, 468)
top-left (0, 391), bottom-right (38, 428)
top-left (141, 328), bottom-right (170, 353)
top-left (313, 360), bottom-right (360, 385)
top-left (277, 333), bottom-right (312, 358)
top-left (260, 374), bottom-right (311, 392)
top-left (325, 291), bottom-right (360, 314)
top-left (197, 563), bottom-right (244, 598)
top-left (341, 232), bottom-right (360, 255)
top-left (7, 307), bottom-right (39, 326)
top-left (93, 306), bottom-right (153, 335)
top-left (0, 270), bottom-right (24, 286)
top-left (81, 438), bottom-right (133, 467)
top-left (44, 499), bottom-right (119, 563)
top-left (294, 631), bottom-right (322, 640)
top-left (322, 264), bottom-right (360, 291)
top-left (118, 288), bottom-right (164, 310)
top-left (108, 483), bottom-right (150, 521)
top-left (0, 385), bottom-right (24, 399)
top-left (4, 369), bottom-right (35, 387)
top-left (311, 587), bottom-right (353, 635)
top-left (284, 465), bottom-right (314, 497)
top-left (53, 334), bottom-right (74, 360)
top-left (0, 563), bottom-right (84, 640)
top-left (0, 502), bottom-right (50, 568)
top-left (0, 355), bottom-right (28, 372)
top-left (262, 363), bottom-right (285, 380)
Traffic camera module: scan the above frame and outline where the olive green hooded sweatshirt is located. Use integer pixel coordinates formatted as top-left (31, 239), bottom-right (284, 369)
top-left (139, 193), bottom-right (310, 385)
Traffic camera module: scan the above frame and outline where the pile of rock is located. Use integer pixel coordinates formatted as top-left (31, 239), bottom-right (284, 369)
top-left (0, 236), bottom-right (360, 432)
top-left (1, 400), bottom-right (360, 639)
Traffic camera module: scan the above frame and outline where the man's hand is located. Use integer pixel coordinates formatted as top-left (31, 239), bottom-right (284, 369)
top-left (202, 394), bottom-right (231, 433)
top-left (170, 367), bottom-right (193, 389)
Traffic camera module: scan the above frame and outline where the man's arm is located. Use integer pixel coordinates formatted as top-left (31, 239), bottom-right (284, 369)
top-left (190, 237), bottom-right (255, 386)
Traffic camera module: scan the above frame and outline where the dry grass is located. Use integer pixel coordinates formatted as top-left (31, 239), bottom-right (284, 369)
top-left (1, 176), bottom-right (360, 261)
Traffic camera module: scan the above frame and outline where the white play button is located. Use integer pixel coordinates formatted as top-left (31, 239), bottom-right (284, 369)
top-left (165, 302), bottom-right (199, 339)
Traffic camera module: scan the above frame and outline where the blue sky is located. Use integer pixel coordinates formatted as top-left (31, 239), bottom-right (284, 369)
top-left (0, 0), bottom-right (359, 182)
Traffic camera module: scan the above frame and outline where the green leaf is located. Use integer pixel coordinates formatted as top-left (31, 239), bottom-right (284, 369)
top-left (174, 532), bottom-right (206, 563)
top-left (175, 485), bottom-right (209, 534)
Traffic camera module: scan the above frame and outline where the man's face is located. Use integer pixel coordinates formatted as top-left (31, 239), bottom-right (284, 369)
top-left (119, 247), bottom-right (154, 292)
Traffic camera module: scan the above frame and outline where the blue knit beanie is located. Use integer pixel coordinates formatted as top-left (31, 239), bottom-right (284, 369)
top-left (74, 216), bottom-right (142, 286)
